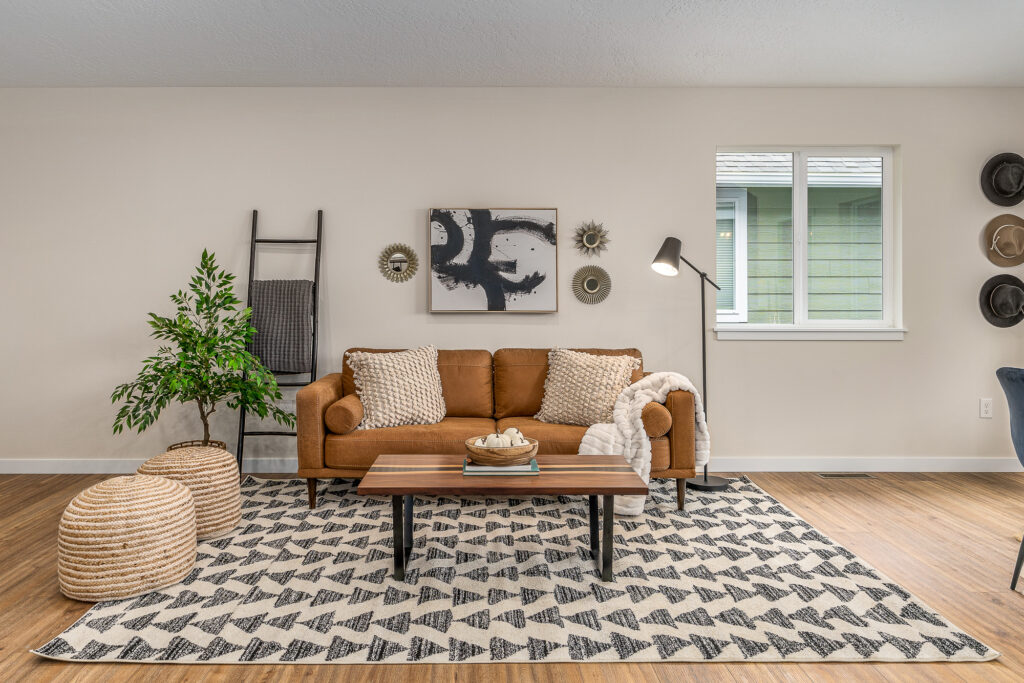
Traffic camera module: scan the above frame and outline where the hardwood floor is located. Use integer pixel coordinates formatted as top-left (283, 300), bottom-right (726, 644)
top-left (2, 472), bottom-right (1023, 682)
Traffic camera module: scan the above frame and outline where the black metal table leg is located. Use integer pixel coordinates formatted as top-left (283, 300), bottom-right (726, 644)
top-left (404, 494), bottom-right (413, 536)
top-left (403, 494), bottom-right (414, 567)
top-left (588, 495), bottom-right (599, 560)
top-left (392, 495), bottom-right (405, 580)
top-left (601, 495), bottom-right (615, 581)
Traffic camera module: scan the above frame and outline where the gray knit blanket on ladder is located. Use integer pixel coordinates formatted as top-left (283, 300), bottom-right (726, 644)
top-left (249, 279), bottom-right (313, 374)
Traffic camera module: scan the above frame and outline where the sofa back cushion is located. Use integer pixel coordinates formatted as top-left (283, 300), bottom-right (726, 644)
top-left (493, 348), bottom-right (643, 419)
top-left (342, 348), bottom-right (493, 418)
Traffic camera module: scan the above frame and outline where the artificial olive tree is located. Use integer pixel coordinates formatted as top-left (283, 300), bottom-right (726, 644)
top-left (112, 249), bottom-right (294, 446)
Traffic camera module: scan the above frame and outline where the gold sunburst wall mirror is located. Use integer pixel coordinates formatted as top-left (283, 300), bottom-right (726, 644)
top-left (378, 243), bottom-right (419, 282)
top-left (574, 221), bottom-right (610, 256)
top-left (572, 265), bottom-right (611, 304)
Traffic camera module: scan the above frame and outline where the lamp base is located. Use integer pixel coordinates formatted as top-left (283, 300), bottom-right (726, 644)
top-left (684, 475), bottom-right (732, 492)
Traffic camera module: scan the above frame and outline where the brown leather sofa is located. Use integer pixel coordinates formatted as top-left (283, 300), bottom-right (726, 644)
top-left (296, 348), bottom-right (696, 509)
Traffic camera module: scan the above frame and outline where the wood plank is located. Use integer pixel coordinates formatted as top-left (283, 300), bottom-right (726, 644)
top-left (808, 243), bottom-right (882, 260)
top-left (807, 276), bottom-right (882, 294)
top-left (747, 294), bottom-right (794, 312)
top-left (748, 278), bottom-right (794, 295)
top-left (748, 242), bottom-right (794, 259)
top-left (807, 293), bottom-right (882, 311)
top-left (748, 261), bottom-right (794, 278)
top-left (807, 224), bottom-right (882, 241)
top-left (808, 260), bottom-right (883, 277)
top-left (357, 454), bottom-right (649, 496)
top-left (748, 312), bottom-right (795, 323)
top-left (734, 663), bottom-right (813, 682)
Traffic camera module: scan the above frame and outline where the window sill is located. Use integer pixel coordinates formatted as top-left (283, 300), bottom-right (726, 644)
top-left (713, 326), bottom-right (906, 341)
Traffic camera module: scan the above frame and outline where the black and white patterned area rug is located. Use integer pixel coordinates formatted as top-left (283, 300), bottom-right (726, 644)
top-left (35, 476), bottom-right (997, 664)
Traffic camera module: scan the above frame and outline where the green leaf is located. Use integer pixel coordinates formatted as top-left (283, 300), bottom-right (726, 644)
top-left (110, 248), bottom-right (296, 437)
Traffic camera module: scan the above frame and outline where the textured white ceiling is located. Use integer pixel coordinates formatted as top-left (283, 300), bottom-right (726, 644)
top-left (1, 0), bottom-right (1023, 87)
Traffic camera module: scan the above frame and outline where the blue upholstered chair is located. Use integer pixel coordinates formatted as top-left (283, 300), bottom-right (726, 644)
top-left (995, 367), bottom-right (1024, 590)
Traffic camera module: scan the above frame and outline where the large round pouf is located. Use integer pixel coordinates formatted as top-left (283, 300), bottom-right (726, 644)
top-left (138, 446), bottom-right (241, 540)
top-left (57, 475), bottom-right (197, 602)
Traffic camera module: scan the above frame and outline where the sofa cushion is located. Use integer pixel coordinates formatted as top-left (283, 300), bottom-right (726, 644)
top-left (345, 346), bottom-right (446, 429)
top-left (324, 417), bottom-right (497, 469)
top-left (324, 394), bottom-right (364, 434)
top-left (342, 348), bottom-right (493, 418)
top-left (493, 348), bottom-right (644, 419)
top-left (535, 349), bottom-right (641, 426)
top-left (496, 417), bottom-right (587, 455)
top-left (495, 416), bottom-right (669, 469)
top-left (437, 349), bottom-right (494, 417)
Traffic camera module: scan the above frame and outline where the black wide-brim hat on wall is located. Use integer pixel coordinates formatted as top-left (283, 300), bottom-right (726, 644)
top-left (980, 274), bottom-right (1024, 327)
top-left (981, 153), bottom-right (1024, 206)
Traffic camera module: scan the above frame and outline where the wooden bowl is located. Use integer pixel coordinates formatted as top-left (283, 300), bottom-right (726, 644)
top-left (465, 436), bottom-right (539, 467)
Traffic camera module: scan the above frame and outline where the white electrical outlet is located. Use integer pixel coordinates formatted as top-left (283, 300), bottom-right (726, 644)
top-left (980, 398), bottom-right (993, 419)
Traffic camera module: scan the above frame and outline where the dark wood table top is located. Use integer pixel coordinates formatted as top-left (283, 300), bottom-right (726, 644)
top-left (356, 453), bottom-right (649, 496)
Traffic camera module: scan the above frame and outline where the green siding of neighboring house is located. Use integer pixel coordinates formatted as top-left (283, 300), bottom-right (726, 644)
top-left (739, 186), bottom-right (882, 323)
top-left (746, 187), bottom-right (793, 323)
top-left (807, 186), bottom-right (882, 320)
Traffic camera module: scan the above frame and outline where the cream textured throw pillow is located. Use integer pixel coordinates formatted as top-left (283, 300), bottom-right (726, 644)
top-left (535, 348), bottom-right (641, 426)
top-left (346, 346), bottom-right (446, 429)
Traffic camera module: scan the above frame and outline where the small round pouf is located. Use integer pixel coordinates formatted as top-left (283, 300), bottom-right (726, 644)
top-left (138, 446), bottom-right (241, 540)
top-left (58, 475), bottom-right (197, 602)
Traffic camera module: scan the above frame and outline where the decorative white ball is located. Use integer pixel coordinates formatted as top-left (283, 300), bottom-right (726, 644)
top-left (503, 427), bottom-right (529, 446)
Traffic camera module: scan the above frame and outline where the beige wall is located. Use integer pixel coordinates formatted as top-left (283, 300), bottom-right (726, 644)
top-left (1, 87), bottom-right (1022, 471)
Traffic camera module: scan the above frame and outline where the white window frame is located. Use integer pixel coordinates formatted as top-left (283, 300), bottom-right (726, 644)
top-left (715, 188), bottom-right (748, 323)
top-left (714, 146), bottom-right (903, 341)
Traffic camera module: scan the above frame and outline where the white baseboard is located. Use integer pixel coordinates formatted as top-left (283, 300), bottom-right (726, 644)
top-left (712, 455), bottom-right (1022, 473)
top-left (0, 457), bottom-right (300, 475)
top-left (0, 455), bottom-right (1018, 474)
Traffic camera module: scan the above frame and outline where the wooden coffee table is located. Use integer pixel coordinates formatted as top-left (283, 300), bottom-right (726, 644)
top-left (357, 453), bottom-right (648, 582)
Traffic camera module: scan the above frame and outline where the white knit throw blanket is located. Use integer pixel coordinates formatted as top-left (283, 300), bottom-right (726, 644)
top-left (578, 371), bottom-right (711, 516)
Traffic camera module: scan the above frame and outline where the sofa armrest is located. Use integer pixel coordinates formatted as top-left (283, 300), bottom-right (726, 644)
top-left (296, 373), bottom-right (344, 471)
top-left (664, 389), bottom-right (696, 472)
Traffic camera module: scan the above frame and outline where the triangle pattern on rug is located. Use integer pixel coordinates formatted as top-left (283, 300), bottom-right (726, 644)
top-left (32, 476), bottom-right (998, 664)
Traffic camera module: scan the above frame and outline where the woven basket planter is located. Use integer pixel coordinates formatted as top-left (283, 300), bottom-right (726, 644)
top-left (57, 475), bottom-right (197, 602)
top-left (168, 439), bottom-right (228, 451)
top-left (138, 446), bottom-right (241, 540)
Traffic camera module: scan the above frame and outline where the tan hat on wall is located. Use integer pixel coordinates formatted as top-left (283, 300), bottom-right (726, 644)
top-left (985, 214), bottom-right (1024, 267)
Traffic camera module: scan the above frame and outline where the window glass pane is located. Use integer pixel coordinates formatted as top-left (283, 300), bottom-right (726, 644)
top-left (716, 153), bottom-right (794, 323)
top-left (807, 156), bottom-right (883, 321)
top-left (716, 201), bottom-right (735, 311)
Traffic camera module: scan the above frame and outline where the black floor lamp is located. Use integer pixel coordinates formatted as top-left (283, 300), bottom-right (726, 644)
top-left (651, 237), bottom-right (731, 494)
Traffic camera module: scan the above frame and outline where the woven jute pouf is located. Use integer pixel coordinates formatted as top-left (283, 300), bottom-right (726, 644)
top-left (138, 446), bottom-right (241, 540)
top-left (57, 475), bottom-right (197, 602)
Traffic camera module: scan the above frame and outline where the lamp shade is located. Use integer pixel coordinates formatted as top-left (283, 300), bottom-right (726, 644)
top-left (651, 237), bottom-right (681, 276)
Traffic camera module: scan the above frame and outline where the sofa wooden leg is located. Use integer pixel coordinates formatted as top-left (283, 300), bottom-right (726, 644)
top-left (307, 478), bottom-right (317, 509)
top-left (677, 478), bottom-right (686, 511)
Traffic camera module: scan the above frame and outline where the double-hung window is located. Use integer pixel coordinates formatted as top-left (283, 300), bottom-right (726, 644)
top-left (714, 147), bottom-right (902, 340)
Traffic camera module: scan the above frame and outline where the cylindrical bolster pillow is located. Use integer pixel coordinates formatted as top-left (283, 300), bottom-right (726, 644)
top-left (641, 402), bottom-right (673, 438)
top-left (324, 395), bottom-right (364, 434)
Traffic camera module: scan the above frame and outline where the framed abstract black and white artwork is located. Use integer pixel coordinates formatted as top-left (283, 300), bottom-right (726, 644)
top-left (428, 208), bottom-right (558, 313)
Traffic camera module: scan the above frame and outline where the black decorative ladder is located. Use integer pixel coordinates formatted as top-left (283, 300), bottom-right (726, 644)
top-left (235, 209), bottom-right (323, 471)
